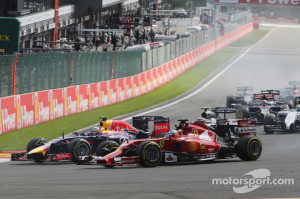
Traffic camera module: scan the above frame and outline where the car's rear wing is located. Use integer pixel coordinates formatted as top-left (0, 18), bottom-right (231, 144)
top-left (289, 80), bottom-right (300, 86)
top-left (237, 86), bottom-right (253, 92)
top-left (237, 119), bottom-right (256, 136)
top-left (132, 116), bottom-right (170, 136)
top-left (261, 90), bottom-right (280, 95)
top-left (254, 93), bottom-right (274, 99)
top-left (212, 107), bottom-right (237, 119)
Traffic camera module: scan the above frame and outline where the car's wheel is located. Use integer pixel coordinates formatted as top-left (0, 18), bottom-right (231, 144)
top-left (286, 99), bottom-right (294, 109)
top-left (96, 141), bottom-right (119, 156)
top-left (26, 138), bottom-right (48, 163)
top-left (264, 113), bottom-right (275, 134)
top-left (26, 138), bottom-right (48, 152)
top-left (226, 95), bottom-right (236, 108)
top-left (67, 139), bottom-right (91, 163)
top-left (136, 141), bottom-right (162, 167)
top-left (241, 107), bottom-right (249, 118)
top-left (235, 136), bottom-right (262, 161)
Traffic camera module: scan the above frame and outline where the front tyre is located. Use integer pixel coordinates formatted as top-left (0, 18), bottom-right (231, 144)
top-left (136, 141), bottom-right (162, 167)
top-left (27, 138), bottom-right (48, 152)
top-left (235, 136), bottom-right (262, 161)
top-left (96, 141), bottom-right (119, 156)
top-left (264, 113), bottom-right (275, 134)
top-left (26, 138), bottom-right (48, 163)
top-left (67, 139), bottom-right (91, 163)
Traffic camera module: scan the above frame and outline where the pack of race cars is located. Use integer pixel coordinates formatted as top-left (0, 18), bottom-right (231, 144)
top-left (11, 83), bottom-right (300, 168)
top-left (227, 85), bottom-right (300, 134)
top-left (11, 107), bottom-right (262, 168)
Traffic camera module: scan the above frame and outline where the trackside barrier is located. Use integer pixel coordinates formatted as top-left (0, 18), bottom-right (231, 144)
top-left (0, 23), bottom-right (253, 134)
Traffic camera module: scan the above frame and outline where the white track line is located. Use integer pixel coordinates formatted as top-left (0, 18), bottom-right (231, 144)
top-left (0, 159), bottom-right (10, 163)
top-left (122, 28), bottom-right (276, 121)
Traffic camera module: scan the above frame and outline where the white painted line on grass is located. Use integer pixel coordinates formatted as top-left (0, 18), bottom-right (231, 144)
top-left (122, 28), bottom-right (276, 121)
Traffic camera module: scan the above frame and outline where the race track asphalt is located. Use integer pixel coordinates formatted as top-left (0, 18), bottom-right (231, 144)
top-left (1, 25), bottom-right (300, 199)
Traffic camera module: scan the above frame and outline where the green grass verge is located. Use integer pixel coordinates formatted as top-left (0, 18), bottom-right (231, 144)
top-left (0, 29), bottom-right (269, 151)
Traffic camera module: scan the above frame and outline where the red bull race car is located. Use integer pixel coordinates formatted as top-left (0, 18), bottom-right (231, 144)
top-left (11, 116), bottom-right (169, 163)
top-left (78, 111), bottom-right (261, 168)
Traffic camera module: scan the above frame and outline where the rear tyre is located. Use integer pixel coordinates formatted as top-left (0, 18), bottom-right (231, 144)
top-left (264, 113), bottom-right (275, 134)
top-left (235, 136), bottom-right (262, 161)
top-left (136, 141), bottom-right (162, 167)
top-left (96, 141), bottom-right (119, 156)
top-left (226, 95), bottom-right (236, 108)
top-left (67, 139), bottom-right (91, 163)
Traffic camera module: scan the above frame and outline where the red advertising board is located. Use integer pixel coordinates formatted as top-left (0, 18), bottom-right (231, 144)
top-left (18, 94), bottom-right (35, 129)
top-left (37, 90), bottom-right (51, 124)
top-left (133, 75), bottom-right (140, 97)
top-left (140, 72), bottom-right (147, 95)
top-left (216, 0), bottom-right (300, 6)
top-left (146, 70), bottom-right (152, 92)
top-left (167, 62), bottom-right (173, 81)
top-left (109, 79), bottom-right (118, 104)
top-left (100, 81), bottom-right (109, 107)
top-left (157, 65), bottom-right (163, 87)
top-left (89, 82), bottom-right (100, 110)
top-left (78, 84), bottom-right (89, 112)
top-left (151, 67), bottom-right (158, 89)
top-left (65, 86), bottom-right (78, 116)
top-left (125, 77), bottom-right (133, 100)
top-left (1, 96), bottom-right (17, 134)
top-left (117, 78), bottom-right (125, 102)
top-left (51, 89), bottom-right (65, 119)
top-left (162, 64), bottom-right (168, 84)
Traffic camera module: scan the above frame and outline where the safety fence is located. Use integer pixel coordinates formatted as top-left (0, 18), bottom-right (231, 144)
top-left (0, 23), bottom-right (254, 134)
top-left (0, 10), bottom-right (252, 98)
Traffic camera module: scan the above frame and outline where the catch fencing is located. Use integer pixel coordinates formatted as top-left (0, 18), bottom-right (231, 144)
top-left (0, 10), bottom-right (252, 98)
top-left (0, 22), bottom-right (254, 134)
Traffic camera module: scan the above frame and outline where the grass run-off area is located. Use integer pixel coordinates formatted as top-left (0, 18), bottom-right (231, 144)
top-left (0, 29), bottom-right (269, 151)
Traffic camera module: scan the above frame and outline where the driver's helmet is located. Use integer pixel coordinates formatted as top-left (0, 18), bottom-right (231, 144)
top-left (296, 105), bottom-right (300, 112)
top-left (167, 130), bottom-right (179, 138)
top-left (261, 100), bottom-right (268, 106)
top-left (90, 127), bottom-right (100, 136)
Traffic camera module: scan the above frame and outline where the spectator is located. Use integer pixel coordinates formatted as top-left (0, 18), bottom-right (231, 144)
top-left (95, 37), bottom-right (100, 51)
top-left (150, 28), bottom-right (155, 42)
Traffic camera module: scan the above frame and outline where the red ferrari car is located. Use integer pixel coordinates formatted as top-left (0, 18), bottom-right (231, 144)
top-left (78, 113), bottom-right (262, 167)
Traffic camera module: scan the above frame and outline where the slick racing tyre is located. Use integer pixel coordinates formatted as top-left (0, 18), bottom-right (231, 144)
top-left (26, 138), bottom-right (48, 163)
top-left (68, 139), bottom-right (91, 163)
top-left (96, 140), bottom-right (119, 156)
top-left (26, 138), bottom-right (48, 152)
top-left (226, 95), bottom-right (236, 108)
top-left (235, 136), bottom-right (262, 161)
top-left (137, 141), bottom-right (162, 167)
top-left (264, 113), bottom-right (275, 134)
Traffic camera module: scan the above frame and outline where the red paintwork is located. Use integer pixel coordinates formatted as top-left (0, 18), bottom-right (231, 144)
top-left (107, 120), bottom-right (139, 133)
top-left (99, 127), bottom-right (220, 166)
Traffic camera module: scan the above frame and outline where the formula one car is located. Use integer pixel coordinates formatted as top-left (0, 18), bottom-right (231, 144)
top-left (226, 86), bottom-right (254, 107)
top-left (194, 107), bottom-right (256, 136)
top-left (264, 106), bottom-right (300, 133)
top-left (11, 117), bottom-right (169, 163)
top-left (78, 113), bottom-right (261, 168)
top-left (281, 81), bottom-right (300, 108)
top-left (237, 92), bottom-right (288, 124)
